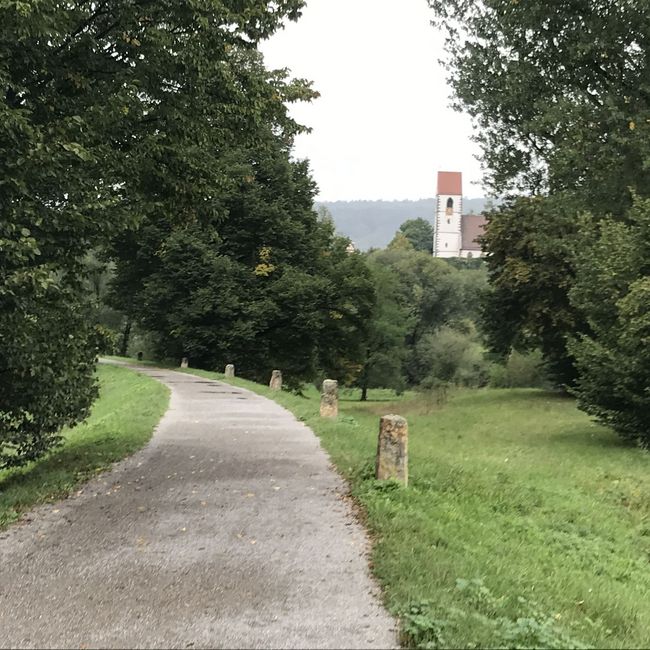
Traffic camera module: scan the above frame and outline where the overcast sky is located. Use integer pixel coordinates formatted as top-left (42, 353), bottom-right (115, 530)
top-left (260, 0), bottom-right (485, 202)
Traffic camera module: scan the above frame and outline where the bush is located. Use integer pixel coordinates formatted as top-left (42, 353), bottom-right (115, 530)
top-left (416, 322), bottom-right (491, 389)
top-left (0, 288), bottom-right (98, 469)
top-left (489, 350), bottom-right (549, 388)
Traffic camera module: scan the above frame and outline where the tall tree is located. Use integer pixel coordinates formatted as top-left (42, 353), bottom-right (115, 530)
top-left (429, 0), bottom-right (650, 385)
top-left (109, 136), bottom-right (375, 387)
top-left (569, 196), bottom-right (650, 444)
top-left (1, 1), bottom-right (308, 466)
top-left (428, 0), bottom-right (650, 215)
top-left (356, 260), bottom-right (411, 401)
top-left (399, 218), bottom-right (434, 254)
top-left (480, 195), bottom-right (586, 385)
top-left (367, 247), bottom-right (487, 386)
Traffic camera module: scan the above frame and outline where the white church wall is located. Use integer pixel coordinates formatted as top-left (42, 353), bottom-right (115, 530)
top-left (434, 193), bottom-right (462, 257)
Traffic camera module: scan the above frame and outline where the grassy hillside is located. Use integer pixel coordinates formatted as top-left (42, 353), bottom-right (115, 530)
top-left (320, 197), bottom-right (490, 250)
top-left (0, 364), bottom-right (169, 530)
top-left (184, 367), bottom-right (650, 649)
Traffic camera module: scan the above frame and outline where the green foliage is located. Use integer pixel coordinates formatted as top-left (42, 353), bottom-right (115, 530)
top-left (489, 350), bottom-right (548, 389)
top-left (401, 582), bottom-right (591, 650)
top-left (416, 322), bottom-right (490, 389)
top-left (400, 601), bottom-right (446, 649)
top-left (356, 259), bottom-right (410, 399)
top-left (110, 168), bottom-right (375, 386)
top-left (387, 231), bottom-right (415, 251)
top-left (480, 195), bottom-right (585, 386)
top-left (429, 0), bottom-right (650, 427)
top-left (399, 218), bottom-right (434, 254)
top-left (428, 0), bottom-right (650, 214)
top-left (0, 281), bottom-right (98, 469)
top-left (354, 247), bottom-right (490, 392)
top-left (0, 0), bottom-right (310, 463)
top-left (0, 364), bottom-right (168, 529)
top-left (569, 197), bottom-right (650, 444)
top-left (93, 324), bottom-right (119, 356)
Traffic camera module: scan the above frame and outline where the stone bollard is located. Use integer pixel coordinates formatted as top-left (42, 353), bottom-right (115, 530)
top-left (181, 357), bottom-right (189, 369)
top-left (225, 364), bottom-right (235, 378)
top-left (320, 379), bottom-right (339, 418)
top-left (269, 370), bottom-right (282, 391)
top-left (376, 415), bottom-right (408, 486)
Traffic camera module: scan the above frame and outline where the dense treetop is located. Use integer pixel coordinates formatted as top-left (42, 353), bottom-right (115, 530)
top-left (429, 0), bottom-right (650, 213)
top-left (1, 0), bottom-right (316, 466)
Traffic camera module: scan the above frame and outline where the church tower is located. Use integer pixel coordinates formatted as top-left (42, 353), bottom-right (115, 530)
top-left (433, 171), bottom-right (462, 257)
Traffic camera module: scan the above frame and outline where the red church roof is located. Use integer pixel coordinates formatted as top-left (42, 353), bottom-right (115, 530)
top-left (437, 171), bottom-right (462, 196)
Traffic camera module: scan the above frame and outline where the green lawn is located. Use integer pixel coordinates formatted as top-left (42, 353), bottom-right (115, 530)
top-left (0, 363), bottom-right (168, 530)
top-left (181, 367), bottom-right (650, 649)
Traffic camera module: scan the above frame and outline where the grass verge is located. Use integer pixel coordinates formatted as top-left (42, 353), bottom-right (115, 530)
top-left (176, 366), bottom-right (650, 649)
top-left (0, 363), bottom-right (169, 530)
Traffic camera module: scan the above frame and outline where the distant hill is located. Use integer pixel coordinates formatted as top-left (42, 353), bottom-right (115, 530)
top-left (318, 198), bottom-right (490, 250)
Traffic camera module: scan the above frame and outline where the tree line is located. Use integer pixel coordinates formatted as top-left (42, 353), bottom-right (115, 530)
top-left (4, 0), bottom-right (649, 471)
top-left (1, 1), bottom-right (335, 468)
top-left (429, 0), bottom-right (650, 445)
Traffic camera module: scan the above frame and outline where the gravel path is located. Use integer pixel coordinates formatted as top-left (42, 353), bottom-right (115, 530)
top-left (0, 364), bottom-right (396, 649)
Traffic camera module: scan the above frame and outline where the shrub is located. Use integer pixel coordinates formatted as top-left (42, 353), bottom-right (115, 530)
top-left (416, 322), bottom-right (491, 389)
top-left (0, 288), bottom-right (98, 469)
top-left (489, 350), bottom-right (548, 388)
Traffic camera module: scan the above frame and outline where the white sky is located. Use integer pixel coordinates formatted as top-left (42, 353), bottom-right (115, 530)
top-left (260, 0), bottom-right (485, 202)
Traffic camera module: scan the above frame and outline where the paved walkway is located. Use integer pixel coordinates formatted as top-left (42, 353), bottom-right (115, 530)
top-left (0, 364), bottom-right (396, 649)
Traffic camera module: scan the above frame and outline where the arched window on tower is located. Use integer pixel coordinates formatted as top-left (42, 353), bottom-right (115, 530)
top-left (446, 197), bottom-right (454, 216)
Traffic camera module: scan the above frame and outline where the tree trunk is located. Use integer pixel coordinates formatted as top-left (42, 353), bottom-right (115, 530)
top-left (119, 318), bottom-right (132, 357)
top-left (361, 384), bottom-right (368, 402)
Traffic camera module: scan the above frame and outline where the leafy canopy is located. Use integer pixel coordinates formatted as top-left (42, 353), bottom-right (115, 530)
top-left (399, 218), bottom-right (434, 254)
top-left (0, 0), bottom-right (309, 466)
top-left (428, 0), bottom-right (650, 214)
top-left (569, 196), bottom-right (650, 443)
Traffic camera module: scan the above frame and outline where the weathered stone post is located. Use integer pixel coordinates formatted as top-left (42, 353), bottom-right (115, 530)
top-left (225, 364), bottom-right (235, 378)
top-left (181, 357), bottom-right (189, 369)
top-left (320, 379), bottom-right (339, 418)
top-left (376, 415), bottom-right (408, 486)
top-left (269, 370), bottom-right (282, 391)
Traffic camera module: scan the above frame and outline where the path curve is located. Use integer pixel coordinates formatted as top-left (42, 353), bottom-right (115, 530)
top-left (0, 363), bottom-right (396, 649)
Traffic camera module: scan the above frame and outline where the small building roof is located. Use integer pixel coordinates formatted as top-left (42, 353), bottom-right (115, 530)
top-left (437, 171), bottom-right (462, 196)
top-left (461, 214), bottom-right (487, 251)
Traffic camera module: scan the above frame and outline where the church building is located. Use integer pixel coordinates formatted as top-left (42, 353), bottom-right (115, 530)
top-left (433, 171), bottom-right (486, 258)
